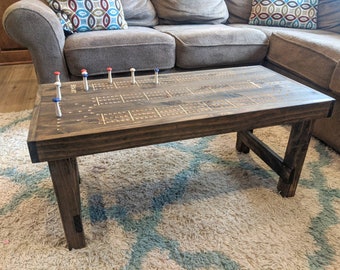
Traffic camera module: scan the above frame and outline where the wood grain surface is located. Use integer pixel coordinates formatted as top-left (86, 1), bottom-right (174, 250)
top-left (28, 66), bottom-right (334, 163)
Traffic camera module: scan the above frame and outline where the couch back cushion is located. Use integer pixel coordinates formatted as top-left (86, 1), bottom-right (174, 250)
top-left (121, 0), bottom-right (158, 26)
top-left (224, 0), bottom-right (252, 24)
top-left (318, 0), bottom-right (340, 34)
top-left (151, 0), bottom-right (229, 24)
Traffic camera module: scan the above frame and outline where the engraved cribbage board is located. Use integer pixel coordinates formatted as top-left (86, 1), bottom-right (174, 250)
top-left (28, 65), bottom-right (334, 162)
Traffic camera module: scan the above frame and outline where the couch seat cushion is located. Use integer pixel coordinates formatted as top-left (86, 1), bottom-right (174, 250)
top-left (155, 24), bottom-right (268, 69)
top-left (229, 23), bottom-right (330, 38)
top-left (64, 26), bottom-right (176, 76)
top-left (267, 31), bottom-right (340, 93)
top-left (330, 62), bottom-right (340, 94)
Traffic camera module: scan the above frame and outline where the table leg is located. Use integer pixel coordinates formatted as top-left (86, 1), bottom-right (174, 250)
top-left (277, 120), bottom-right (315, 197)
top-left (236, 130), bottom-right (253, 153)
top-left (48, 158), bottom-right (86, 249)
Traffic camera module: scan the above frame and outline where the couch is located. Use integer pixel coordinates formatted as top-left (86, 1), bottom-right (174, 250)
top-left (3, 0), bottom-right (340, 153)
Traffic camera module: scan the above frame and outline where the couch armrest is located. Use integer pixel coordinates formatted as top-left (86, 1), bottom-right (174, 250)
top-left (2, 0), bottom-right (70, 83)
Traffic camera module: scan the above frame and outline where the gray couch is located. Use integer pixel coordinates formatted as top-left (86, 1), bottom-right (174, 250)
top-left (3, 0), bottom-right (340, 152)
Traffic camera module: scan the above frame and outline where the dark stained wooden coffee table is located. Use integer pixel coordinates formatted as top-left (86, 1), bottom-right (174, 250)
top-left (27, 65), bottom-right (334, 249)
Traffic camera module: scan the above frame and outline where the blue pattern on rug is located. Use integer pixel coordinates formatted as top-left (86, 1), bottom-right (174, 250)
top-left (1, 113), bottom-right (339, 269)
top-left (87, 137), bottom-right (240, 269)
top-left (300, 144), bottom-right (340, 269)
top-left (0, 168), bottom-right (50, 216)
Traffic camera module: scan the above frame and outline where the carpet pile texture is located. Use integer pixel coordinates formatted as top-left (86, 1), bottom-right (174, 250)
top-left (0, 111), bottom-right (339, 269)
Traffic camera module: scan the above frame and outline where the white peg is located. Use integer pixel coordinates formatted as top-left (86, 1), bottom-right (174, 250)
top-left (107, 67), bottom-right (113, 84)
top-left (154, 68), bottom-right (159, 84)
top-left (130, 68), bottom-right (136, 85)
top-left (55, 81), bottom-right (62, 100)
top-left (81, 69), bottom-right (89, 91)
top-left (54, 71), bottom-right (61, 84)
top-left (52, 98), bottom-right (62, 118)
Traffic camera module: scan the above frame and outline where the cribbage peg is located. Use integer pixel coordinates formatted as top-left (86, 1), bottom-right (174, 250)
top-left (154, 68), bottom-right (159, 84)
top-left (130, 68), bottom-right (136, 84)
top-left (81, 69), bottom-right (89, 91)
top-left (107, 67), bottom-right (113, 84)
top-left (55, 81), bottom-right (62, 100)
top-left (52, 97), bottom-right (62, 118)
top-left (54, 71), bottom-right (61, 84)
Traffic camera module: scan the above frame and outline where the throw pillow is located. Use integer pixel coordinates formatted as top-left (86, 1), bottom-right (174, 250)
top-left (249, 0), bottom-right (318, 29)
top-left (151, 0), bottom-right (229, 25)
top-left (46, 0), bottom-right (128, 33)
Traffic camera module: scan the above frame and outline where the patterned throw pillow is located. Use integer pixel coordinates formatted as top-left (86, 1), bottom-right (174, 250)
top-left (249, 0), bottom-right (319, 29)
top-left (46, 0), bottom-right (128, 33)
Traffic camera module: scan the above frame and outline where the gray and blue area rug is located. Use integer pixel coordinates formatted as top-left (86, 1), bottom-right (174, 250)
top-left (1, 111), bottom-right (339, 269)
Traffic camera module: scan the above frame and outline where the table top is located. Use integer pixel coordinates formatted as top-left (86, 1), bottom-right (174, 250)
top-left (27, 65), bottom-right (334, 163)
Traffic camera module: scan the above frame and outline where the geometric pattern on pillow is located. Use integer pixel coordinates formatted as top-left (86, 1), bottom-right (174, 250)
top-left (249, 0), bottom-right (319, 30)
top-left (46, 0), bottom-right (128, 33)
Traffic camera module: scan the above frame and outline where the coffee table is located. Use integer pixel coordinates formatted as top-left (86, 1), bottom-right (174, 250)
top-left (27, 65), bottom-right (334, 249)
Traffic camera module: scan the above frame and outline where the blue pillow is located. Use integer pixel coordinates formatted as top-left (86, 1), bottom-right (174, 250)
top-left (249, 0), bottom-right (318, 29)
top-left (46, 0), bottom-right (128, 33)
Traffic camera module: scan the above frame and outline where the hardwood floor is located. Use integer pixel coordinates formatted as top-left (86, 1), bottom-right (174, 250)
top-left (0, 64), bottom-right (38, 113)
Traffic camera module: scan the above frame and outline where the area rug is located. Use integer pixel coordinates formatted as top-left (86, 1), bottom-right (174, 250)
top-left (1, 110), bottom-right (339, 270)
